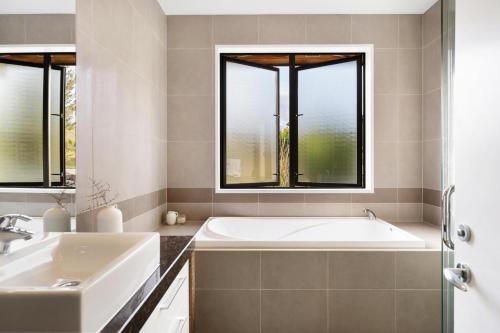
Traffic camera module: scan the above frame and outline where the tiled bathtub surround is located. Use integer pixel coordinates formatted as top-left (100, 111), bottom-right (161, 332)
top-left (167, 187), bottom-right (424, 222)
top-left (166, 13), bottom-right (429, 220)
top-left (75, 0), bottom-right (168, 231)
top-left (0, 192), bottom-right (76, 217)
top-left (0, 14), bottom-right (75, 44)
top-left (422, 1), bottom-right (442, 226)
top-left (193, 250), bottom-right (441, 333)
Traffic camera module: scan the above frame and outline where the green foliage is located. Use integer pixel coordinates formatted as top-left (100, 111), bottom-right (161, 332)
top-left (64, 67), bottom-right (76, 170)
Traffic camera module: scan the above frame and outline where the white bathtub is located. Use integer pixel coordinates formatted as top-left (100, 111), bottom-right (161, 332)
top-left (194, 217), bottom-right (426, 249)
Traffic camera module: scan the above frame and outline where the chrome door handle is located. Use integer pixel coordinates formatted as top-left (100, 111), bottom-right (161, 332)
top-left (442, 185), bottom-right (455, 249)
top-left (444, 263), bottom-right (471, 292)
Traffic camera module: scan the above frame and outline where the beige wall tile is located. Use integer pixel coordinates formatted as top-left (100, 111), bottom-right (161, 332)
top-left (166, 203), bottom-right (212, 221)
top-left (352, 203), bottom-right (398, 221)
top-left (304, 193), bottom-right (351, 203)
top-left (305, 15), bottom-right (351, 43)
top-left (397, 203), bottom-right (423, 222)
top-left (258, 193), bottom-right (304, 203)
top-left (375, 49), bottom-right (398, 94)
top-left (375, 94), bottom-right (398, 142)
top-left (303, 203), bottom-right (352, 216)
top-left (398, 94), bottom-right (422, 141)
top-left (352, 15), bottom-right (398, 48)
top-left (423, 188), bottom-right (441, 206)
top-left (396, 251), bottom-right (441, 289)
top-left (167, 141), bottom-right (214, 188)
top-left (352, 188), bottom-right (397, 203)
top-left (195, 251), bottom-right (260, 289)
top-left (258, 15), bottom-right (306, 44)
top-left (24, 14), bottom-right (75, 44)
top-left (213, 191), bottom-right (258, 203)
top-left (167, 96), bottom-right (214, 141)
top-left (397, 188), bottom-right (422, 203)
top-left (423, 89), bottom-right (441, 140)
top-left (330, 290), bottom-right (395, 333)
top-left (330, 252), bottom-right (395, 289)
top-left (261, 252), bottom-right (327, 289)
top-left (398, 15), bottom-right (422, 48)
top-left (214, 15), bottom-right (258, 44)
top-left (375, 142), bottom-right (398, 188)
top-left (167, 188), bottom-right (212, 203)
top-left (396, 290), bottom-right (441, 333)
top-left (167, 15), bottom-right (212, 48)
top-left (195, 290), bottom-right (260, 333)
top-left (258, 203), bottom-right (305, 217)
top-left (423, 38), bottom-right (441, 94)
top-left (423, 140), bottom-right (441, 190)
top-left (423, 1), bottom-right (441, 46)
top-left (397, 141), bottom-right (422, 188)
top-left (167, 49), bottom-right (213, 95)
top-left (423, 203), bottom-right (441, 226)
top-left (213, 203), bottom-right (258, 216)
top-left (0, 15), bottom-right (26, 43)
top-left (261, 290), bottom-right (327, 333)
top-left (398, 49), bottom-right (422, 94)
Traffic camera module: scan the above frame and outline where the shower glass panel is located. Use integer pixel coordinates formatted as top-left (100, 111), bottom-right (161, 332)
top-left (441, 0), bottom-right (456, 332)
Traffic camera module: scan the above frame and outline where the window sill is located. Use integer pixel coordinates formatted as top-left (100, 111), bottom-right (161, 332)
top-left (215, 187), bottom-right (374, 194)
top-left (0, 188), bottom-right (76, 194)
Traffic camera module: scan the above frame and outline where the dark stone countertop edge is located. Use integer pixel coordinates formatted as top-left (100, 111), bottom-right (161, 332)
top-left (101, 235), bottom-right (194, 333)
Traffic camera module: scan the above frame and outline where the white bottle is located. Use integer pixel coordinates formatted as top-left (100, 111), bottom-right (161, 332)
top-left (96, 205), bottom-right (123, 232)
top-left (43, 207), bottom-right (71, 232)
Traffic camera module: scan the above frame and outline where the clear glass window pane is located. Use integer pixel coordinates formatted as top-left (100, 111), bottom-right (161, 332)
top-left (225, 61), bottom-right (278, 184)
top-left (64, 66), bottom-right (76, 186)
top-left (0, 62), bottom-right (44, 183)
top-left (297, 60), bottom-right (359, 184)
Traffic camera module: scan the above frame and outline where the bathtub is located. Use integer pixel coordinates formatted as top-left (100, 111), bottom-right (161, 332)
top-left (194, 217), bottom-right (426, 249)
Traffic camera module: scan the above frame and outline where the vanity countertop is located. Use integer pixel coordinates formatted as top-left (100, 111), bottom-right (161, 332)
top-left (101, 235), bottom-right (194, 332)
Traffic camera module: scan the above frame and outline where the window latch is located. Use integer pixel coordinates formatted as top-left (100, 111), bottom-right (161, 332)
top-left (296, 113), bottom-right (304, 117)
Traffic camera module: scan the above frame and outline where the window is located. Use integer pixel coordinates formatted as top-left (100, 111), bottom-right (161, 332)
top-left (0, 52), bottom-right (76, 188)
top-left (216, 46), bottom-right (373, 193)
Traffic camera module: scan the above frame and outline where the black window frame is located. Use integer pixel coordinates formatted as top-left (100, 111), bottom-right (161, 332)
top-left (220, 52), bottom-right (366, 190)
top-left (0, 52), bottom-right (75, 189)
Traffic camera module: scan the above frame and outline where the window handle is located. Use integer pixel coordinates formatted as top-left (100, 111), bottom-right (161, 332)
top-left (296, 113), bottom-right (304, 117)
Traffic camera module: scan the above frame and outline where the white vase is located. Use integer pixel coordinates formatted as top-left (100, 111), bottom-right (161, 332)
top-left (43, 207), bottom-right (71, 232)
top-left (96, 205), bottom-right (123, 232)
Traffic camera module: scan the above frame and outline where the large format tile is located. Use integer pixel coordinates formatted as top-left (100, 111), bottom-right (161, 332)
top-left (0, 15), bottom-right (26, 43)
top-left (396, 290), bottom-right (441, 333)
top-left (423, 89), bottom-right (441, 140)
top-left (213, 203), bottom-right (258, 216)
top-left (398, 94), bottom-right (422, 141)
top-left (374, 94), bottom-right (398, 142)
top-left (167, 15), bottom-right (212, 48)
top-left (398, 15), bottom-right (422, 48)
top-left (25, 14), bottom-right (75, 44)
top-left (258, 15), bottom-right (307, 44)
top-left (397, 49), bottom-right (422, 94)
top-left (396, 251), bottom-right (441, 289)
top-left (423, 1), bottom-right (441, 46)
top-left (167, 96), bottom-right (214, 141)
top-left (167, 49), bottom-right (213, 95)
top-left (214, 15), bottom-right (259, 44)
top-left (423, 140), bottom-right (441, 190)
top-left (374, 49), bottom-right (398, 94)
top-left (195, 251), bottom-right (260, 289)
top-left (305, 15), bottom-right (351, 44)
top-left (261, 252), bottom-right (327, 289)
top-left (167, 141), bottom-right (214, 188)
top-left (195, 290), bottom-right (260, 333)
top-left (351, 15), bottom-right (398, 48)
top-left (397, 141), bottom-right (422, 188)
top-left (423, 38), bottom-right (441, 94)
top-left (329, 290), bottom-right (395, 333)
top-left (374, 142), bottom-right (398, 188)
top-left (261, 290), bottom-right (327, 333)
top-left (329, 252), bottom-right (395, 289)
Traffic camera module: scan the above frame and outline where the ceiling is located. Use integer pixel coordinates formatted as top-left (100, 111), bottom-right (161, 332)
top-left (0, 0), bottom-right (437, 15)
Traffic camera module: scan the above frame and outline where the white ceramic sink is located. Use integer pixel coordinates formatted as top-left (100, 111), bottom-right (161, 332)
top-left (0, 232), bottom-right (160, 332)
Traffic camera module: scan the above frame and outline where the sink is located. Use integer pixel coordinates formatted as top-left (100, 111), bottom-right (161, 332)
top-left (0, 232), bottom-right (160, 332)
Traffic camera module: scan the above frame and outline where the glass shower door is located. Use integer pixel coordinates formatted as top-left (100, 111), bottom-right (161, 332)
top-left (441, 0), bottom-right (456, 332)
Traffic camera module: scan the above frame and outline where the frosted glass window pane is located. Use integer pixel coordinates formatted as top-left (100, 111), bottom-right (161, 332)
top-left (226, 61), bottom-right (278, 184)
top-left (50, 69), bottom-right (62, 182)
top-left (297, 60), bottom-right (358, 184)
top-left (0, 63), bottom-right (44, 183)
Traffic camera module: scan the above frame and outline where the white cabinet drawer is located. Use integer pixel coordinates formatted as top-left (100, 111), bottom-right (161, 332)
top-left (140, 261), bottom-right (189, 333)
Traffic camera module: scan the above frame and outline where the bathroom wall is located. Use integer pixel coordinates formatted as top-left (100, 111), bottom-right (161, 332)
top-left (0, 14), bottom-right (75, 44)
top-left (0, 14), bottom-right (76, 217)
top-left (166, 14), bottom-right (425, 223)
top-left (75, 0), bottom-right (168, 231)
top-left (422, 2), bottom-right (442, 226)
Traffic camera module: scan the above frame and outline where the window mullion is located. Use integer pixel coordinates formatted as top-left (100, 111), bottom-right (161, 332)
top-left (42, 54), bottom-right (51, 188)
